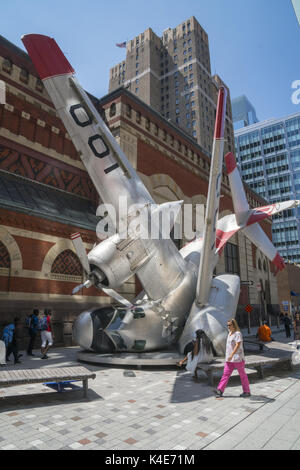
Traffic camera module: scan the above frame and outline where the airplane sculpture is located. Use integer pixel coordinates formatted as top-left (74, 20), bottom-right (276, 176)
top-left (22, 34), bottom-right (300, 359)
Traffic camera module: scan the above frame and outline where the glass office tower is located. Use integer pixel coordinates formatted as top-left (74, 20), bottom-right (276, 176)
top-left (232, 95), bottom-right (259, 130)
top-left (234, 112), bottom-right (300, 263)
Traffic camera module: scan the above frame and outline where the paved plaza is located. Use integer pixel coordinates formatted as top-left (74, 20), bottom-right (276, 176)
top-left (0, 327), bottom-right (300, 451)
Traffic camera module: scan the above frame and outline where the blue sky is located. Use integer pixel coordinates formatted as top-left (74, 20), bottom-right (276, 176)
top-left (1, 0), bottom-right (299, 121)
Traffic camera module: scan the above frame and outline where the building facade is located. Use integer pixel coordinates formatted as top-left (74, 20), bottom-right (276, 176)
top-left (0, 35), bottom-right (280, 349)
top-left (234, 112), bottom-right (300, 263)
top-left (109, 16), bottom-right (235, 157)
top-left (276, 263), bottom-right (300, 314)
top-left (232, 95), bottom-right (259, 130)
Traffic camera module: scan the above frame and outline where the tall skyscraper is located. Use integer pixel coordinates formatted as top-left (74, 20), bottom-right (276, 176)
top-left (234, 112), bottom-right (300, 263)
top-left (109, 16), bottom-right (234, 156)
top-left (232, 95), bottom-right (259, 130)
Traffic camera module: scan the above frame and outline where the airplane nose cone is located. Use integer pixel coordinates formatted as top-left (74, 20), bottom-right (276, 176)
top-left (73, 310), bottom-right (94, 350)
top-left (73, 306), bottom-right (116, 353)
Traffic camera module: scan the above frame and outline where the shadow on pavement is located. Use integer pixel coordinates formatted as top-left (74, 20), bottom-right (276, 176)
top-left (0, 388), bottom-right (103, 412)
top-left (217, 394), bottom-right (275, 403)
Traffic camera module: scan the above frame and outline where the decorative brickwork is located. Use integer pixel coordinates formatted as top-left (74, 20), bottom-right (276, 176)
top-left (51, 249), bottom-right (83, 276)
top-left (0, 241), bottom-right (10, 268)
top-left (0, 144), bottom-right (97, 200)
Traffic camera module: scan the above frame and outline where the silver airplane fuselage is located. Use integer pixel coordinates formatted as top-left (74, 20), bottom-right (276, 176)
top-left (73, 238), bottom-right (202, 353)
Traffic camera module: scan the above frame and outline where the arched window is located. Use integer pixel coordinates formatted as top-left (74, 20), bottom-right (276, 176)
top-left (0, 241), bottom-right (10, 268)
top-left (51, 249), bottom-right (82, 276)
top-left (258, 258), bottom-right (262, 271)
top-left (109, 103), bottom-right (116, 117)
top-left (263, 259), bottom-right (267, 272)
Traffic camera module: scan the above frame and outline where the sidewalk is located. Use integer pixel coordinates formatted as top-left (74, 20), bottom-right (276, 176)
top-left (0, 331), bottom-right (299, 450)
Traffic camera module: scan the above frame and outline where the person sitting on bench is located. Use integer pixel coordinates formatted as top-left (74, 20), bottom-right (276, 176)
top-left (256, 321), bottom-right (273, 348)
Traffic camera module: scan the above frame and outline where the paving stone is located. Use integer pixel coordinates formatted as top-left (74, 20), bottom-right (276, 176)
top-left (1, 335), bottom-right (300, 450)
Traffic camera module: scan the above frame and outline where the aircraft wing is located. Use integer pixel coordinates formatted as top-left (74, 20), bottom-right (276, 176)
top-left (196, 87), bottom-right (227, 306)
top-left (217, 152), bottom-right (300, 273)
top-left (22, 34), bottom-right (155, 227)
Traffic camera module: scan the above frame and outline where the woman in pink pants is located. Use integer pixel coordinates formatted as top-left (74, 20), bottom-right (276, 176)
top-left (215, 319), bottom-right (251, 398)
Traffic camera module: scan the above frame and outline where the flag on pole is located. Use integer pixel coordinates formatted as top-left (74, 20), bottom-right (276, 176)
top-left (116, 41), bottom-right (126, 48)
top-left (291, 291), bottom-right (300, 296)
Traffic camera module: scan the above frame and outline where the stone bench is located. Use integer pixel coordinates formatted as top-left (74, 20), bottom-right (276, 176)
top-left (195, 354), bottom-right (293, 386)
top-left (0, 366), bottom-right (96, 398)
top-left (244, 338), bottom-right (269, 351)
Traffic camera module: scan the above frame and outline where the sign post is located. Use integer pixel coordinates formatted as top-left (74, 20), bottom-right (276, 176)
top-left (257, 281), bottom-right (263, 325)
top-left (245, 304), bottom-right (253, 334)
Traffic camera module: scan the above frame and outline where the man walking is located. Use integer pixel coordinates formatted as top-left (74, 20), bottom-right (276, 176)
top-left (283, 313), bottom-right (292, 338)
top-left (40, 309), bottom-right (54, 359)
top-left (26, 309), bottom-right (39, 356)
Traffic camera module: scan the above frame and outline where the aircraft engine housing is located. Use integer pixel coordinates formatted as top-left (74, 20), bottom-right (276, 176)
top-left (88, 234), bottom-right (151, 289)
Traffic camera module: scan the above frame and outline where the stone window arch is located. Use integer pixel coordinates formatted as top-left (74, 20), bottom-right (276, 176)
top-left (51, 249), bottom-right (83, 276)
top-left (0, 227), bottom-right (22, 273)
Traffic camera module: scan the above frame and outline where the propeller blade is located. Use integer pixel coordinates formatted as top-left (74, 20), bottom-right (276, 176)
top-left (71, 233), bottom-right (91, 275)
top-left (72, 283), bottom-right (85, 295)
top-left (102, 288), bottom-right (133, 307)
top-left (72, 279), bottom-right (92, 295)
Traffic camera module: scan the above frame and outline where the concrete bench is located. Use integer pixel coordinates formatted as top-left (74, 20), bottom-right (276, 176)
top-left (0, 366), bottom-right (96, 398)
top-left (195, 354), bottom-right (293, 386)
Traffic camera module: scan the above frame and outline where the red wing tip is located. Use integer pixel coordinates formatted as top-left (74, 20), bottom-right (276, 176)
top-left (22, 34), bottom-right (74, 80)
top-left (272, 253), bottom-right (285, 272)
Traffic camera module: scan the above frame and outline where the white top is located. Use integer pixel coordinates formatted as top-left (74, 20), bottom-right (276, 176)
top-left (225, 331), bottom-right (245, 362)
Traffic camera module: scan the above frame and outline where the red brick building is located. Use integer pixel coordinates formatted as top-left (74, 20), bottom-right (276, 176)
top-left (0, 35), bottom-right (279, 347)
top-left (277, 263), bottom-right (300, 314)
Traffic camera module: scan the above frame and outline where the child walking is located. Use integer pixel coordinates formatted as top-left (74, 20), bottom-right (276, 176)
top-left (215, 318), bottom-right (251, 398)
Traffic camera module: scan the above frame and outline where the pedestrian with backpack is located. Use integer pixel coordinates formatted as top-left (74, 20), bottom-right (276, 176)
top-left (40, 309), bottom-right (54, 360)
top-left (26, 309), bottom-right (39, 356)
top-left (2, 317), bottom-right (22, 365)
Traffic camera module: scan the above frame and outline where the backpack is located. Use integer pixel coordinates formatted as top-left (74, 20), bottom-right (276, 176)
top-left (38, 316), bottom-right (48, 331)
top-left (2, 324), bottom-right (15, 347)
top-left (25, 315), bottom-right (32, 329)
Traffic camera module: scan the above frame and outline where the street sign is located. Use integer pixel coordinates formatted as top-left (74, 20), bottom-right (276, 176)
top-left (257, 282), bottom-right (262, 292)
top-left (241, 280), bottom-right (254, 286)
top-left (282, 300), bottom-right (289, 312)
top-left (245, 304), bottom-right (253, 313)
